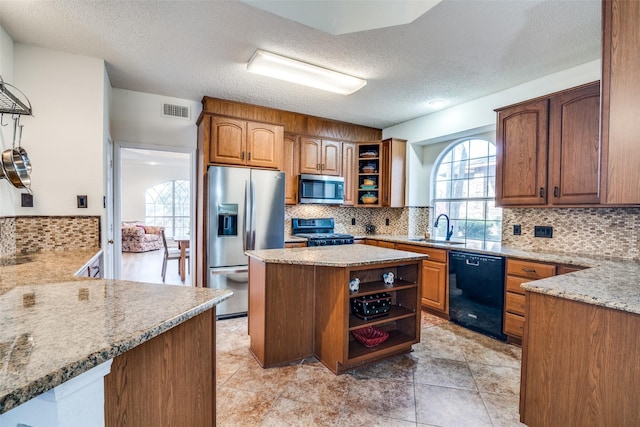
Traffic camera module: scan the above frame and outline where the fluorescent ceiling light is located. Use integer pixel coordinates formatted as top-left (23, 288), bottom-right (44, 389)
top-left (428, 99), bottom-right (447, 109)
top-left (247, 49), bottom-right (366, 95)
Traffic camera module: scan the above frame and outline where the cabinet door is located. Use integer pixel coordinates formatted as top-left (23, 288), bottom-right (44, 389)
top-left (380, 138), bottom-right (406, 207)
top-left (246, 122), bottom-right (283, 169)
top-left (602, 0), bottom-right (640, 204)
top-left (210, 116), bottom-right (246, 165)
top-left (422, 260), bottom-right (447, 312)
top-left (299, 137), bottom-right (322, 174)
top-left (549, 82), bottom-right (601, 204)
top-left (320, 140), bottom-right (342, 176)
top-left (342, 142), bottom-right (356, 206)
top-left (495, 99), bottom-right (549, 206)
top-left (283, 134), bottom-right (299, 205)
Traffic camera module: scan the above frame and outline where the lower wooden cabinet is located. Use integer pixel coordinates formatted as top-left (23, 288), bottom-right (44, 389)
top-left (396, 243), bottom-right (448, 317)
top-left (284, 241), bottom-right (307, 248)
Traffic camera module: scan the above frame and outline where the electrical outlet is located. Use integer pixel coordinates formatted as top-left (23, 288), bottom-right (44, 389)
top-left (385, 218), bottom-right (390, 226)
top-left (534, 225), bottom-right (553, 238)
top-left (513, 224), bottom-right (521, 235)
top-left (351, 218), bottom-right (356, 226)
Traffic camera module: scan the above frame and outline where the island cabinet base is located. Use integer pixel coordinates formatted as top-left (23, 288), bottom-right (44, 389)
top-left (104, 308), bottom-right (216, 426)
top-left (248, 257), bottom-right (421, 374)
top-left (248, 258), bottom-right (316, 367)
top-left (521, 292), bottom-right (640, 426)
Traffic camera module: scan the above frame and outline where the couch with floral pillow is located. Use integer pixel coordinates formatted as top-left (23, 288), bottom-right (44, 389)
top-left (122, 223), bottom-right (164, 252)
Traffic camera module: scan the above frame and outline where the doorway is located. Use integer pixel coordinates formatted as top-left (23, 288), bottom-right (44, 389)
top-left (113, 143), bottom-right (195, 286)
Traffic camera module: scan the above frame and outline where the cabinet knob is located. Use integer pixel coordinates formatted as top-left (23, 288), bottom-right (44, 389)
top-left (317, 163), bottom-right (321, 170)
top-left (108, 239), bottom-right (114, 244)
top-left (322, 163), bottom-right (325, 170)
top-left (553, 186), bottom-right (559, 197)
top-left (248, 152), bottom-right (252, 161)
top-left (241, 152), bottom-right (245, 160)
top-left (539, 187), bottom-right (545, 198)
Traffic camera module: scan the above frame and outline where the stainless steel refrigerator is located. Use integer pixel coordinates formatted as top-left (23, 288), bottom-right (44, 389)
top-left (207, 165), bottom-right (285, 318)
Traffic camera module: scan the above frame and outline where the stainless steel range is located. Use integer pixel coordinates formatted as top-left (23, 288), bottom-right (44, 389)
top-left (292, 218), bottom-right (354, 246)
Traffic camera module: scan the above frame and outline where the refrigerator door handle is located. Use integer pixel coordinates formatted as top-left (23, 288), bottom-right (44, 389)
top-left (244, 179), bottom-right (250, 252)
top-left (249, 179), bottom-right (257, 250)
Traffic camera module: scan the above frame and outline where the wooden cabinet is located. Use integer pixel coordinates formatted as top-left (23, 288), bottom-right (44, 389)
top-left (284, 241), bottom-right (306, 248)
top-left (299, 137), bottom-right (341, 176)
top-left (548, 82), bottom-right (601, 204)
top-left (520, 292), bottom-right (640, 426)
top-left (356, 138), bottom-right (406, 207)
top-left (397, 243), bottom-right (448, 316)
top-left (341, 142), bottom-right (356, 206)
top-left (601, 0), bottom-right (640, 204)
top-left (495, 82), bottom-right (600, 207)
top-left (283, 133), bottom-right (299, 204)
top-left (504, 259), bottom-right (556, 342)
top-left (495, 99), bottom-right (548, 206)
top-left (315, 260), bottom-right (421, 374)
top-left (105, 308), bottom-right (215, 426)
top-left (380, 138), bottom-right (406, 207)
top-left (209, 116), bottom-right (283, 169)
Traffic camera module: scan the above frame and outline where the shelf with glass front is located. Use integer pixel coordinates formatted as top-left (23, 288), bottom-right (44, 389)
top-left (357, 143), bottom-right (381, 206)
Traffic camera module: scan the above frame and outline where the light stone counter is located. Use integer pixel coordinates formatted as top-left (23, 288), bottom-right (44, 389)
top-left (365, 235), bottom-right (640, 316)
top-left (0, 249), bottom-right (232, 414)
top-left (246, 244), bottom-right (428, 267)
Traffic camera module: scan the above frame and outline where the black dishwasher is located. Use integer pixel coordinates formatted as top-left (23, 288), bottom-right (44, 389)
top-left (449, 251), bottom-right (506, 341)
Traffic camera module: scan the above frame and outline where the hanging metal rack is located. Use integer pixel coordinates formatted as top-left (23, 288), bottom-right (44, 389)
top-left (0, 74), bottom-right (33, 120)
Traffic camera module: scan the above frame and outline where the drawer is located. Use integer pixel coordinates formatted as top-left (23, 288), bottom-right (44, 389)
top-left (377, 240), bottom-right (396, 249)
top-left (396, 243), bottom-right (447, 263)
top-left (504, 312), bottom-right (524, 338)
top-left (506, 275), bottom-right (530, 295)
top-left (505, 291), bottom-right (526, 316)
top-left (507, 259), bottom-right (556, 280)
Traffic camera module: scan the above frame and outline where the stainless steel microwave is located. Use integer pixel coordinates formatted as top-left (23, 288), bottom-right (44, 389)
top-left (298, 174), bottom-right (345, 204)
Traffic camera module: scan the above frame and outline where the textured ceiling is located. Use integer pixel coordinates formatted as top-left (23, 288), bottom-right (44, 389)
top-left (0, 0), bottom-right (601, 129)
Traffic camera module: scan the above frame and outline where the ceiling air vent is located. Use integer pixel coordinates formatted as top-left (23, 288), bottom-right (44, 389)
top-left (161, 102), bottom-right (190, 120)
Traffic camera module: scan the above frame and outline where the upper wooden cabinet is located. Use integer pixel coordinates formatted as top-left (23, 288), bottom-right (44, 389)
top-left (208, 116), bottom-right (283, 169)
top-left (549, 82), bottom-right (601, 205)
top-left (380, 138), bottom-right (407, 207)
top-left (601, 0), bottom-right (640, 204)
top-left (495, 82), bottom-right (600, 207)
top-left (341, 142), bottom-right (356, 206)
top-left (299, 137), bottom-right (341, 176)
top-left (283, 133), bottom-right (299, 205)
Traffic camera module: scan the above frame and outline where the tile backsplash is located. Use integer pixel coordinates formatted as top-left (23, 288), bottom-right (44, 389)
top-left (502, 207), bottom-right (640, 260)
top-left (0, 216), bottom-right (101, 255)
top-left (285, 205), bottom-right (429, 237)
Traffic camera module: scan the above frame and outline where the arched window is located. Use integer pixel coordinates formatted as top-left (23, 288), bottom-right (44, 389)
top-left (432, 138), bottom-right (501, 248)
top-left (145, 180), bottom-right (190, 238)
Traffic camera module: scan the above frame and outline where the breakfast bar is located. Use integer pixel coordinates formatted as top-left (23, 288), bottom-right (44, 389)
top-left (246, 245), bottom-right (428, 374)
top-left (0, 250), bottom-right (232, 426)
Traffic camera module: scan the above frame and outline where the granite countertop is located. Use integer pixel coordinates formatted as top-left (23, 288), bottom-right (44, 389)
top-left (0, 249), bottom-right (233, 414)
top-left (246, 244), bottom-right (428, 267)
top-left (365, 235), bottom-right (640, 316)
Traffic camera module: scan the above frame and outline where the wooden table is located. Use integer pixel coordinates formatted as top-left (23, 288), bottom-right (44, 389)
top-left (174, 237), bottom-right (190, 283)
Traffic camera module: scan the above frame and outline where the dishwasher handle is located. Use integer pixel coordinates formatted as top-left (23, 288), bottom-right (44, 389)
top-left (465, 259), bottom-right (480, 267)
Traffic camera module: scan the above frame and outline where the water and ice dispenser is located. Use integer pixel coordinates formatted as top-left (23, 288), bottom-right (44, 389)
top-left (217, 204), bottom-right (238, 236)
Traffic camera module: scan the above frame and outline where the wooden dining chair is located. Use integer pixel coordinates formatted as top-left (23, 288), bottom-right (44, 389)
top-left (161, 228), bottom-right (189, 282)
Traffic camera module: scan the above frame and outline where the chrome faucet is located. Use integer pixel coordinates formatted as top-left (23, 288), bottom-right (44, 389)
top-left (434, 213), bottom-right (454, 241)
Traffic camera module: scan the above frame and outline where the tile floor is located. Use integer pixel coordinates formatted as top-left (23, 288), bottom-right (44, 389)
top-left (216, 311), bottom-right (526, 426)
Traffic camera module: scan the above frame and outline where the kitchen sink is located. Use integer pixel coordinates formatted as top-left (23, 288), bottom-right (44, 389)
top-left (407, 238), bottom-right (464, 245)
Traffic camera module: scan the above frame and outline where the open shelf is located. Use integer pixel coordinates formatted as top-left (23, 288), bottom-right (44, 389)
top-left (347, 329), bottom-right (416, 360)
top-left (349, 305), bottom-right (416, 330)
top-left (350, 280), bottom-right (417, 297)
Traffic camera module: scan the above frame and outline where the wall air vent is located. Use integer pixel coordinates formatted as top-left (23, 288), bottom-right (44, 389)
top-left (161, 102), bottom-right (190, 120)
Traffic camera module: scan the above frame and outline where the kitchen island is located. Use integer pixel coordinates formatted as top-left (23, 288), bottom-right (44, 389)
top-left (246, 245), bottom-right (428, 374)
top-left (0, 249), bottom-right (232, 426)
